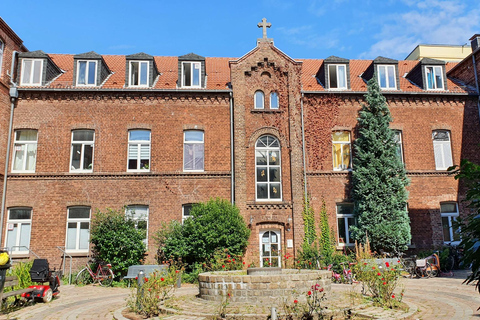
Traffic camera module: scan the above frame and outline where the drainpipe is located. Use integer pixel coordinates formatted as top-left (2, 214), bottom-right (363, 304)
top-left (300, 93), bottom-right (307, 200)
top-left (230, 92), bottom-right (235, 204)
top-left (1, 51), bottom-right (19, 244)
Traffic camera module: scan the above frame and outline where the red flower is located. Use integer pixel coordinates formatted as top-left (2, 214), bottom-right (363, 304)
top-left (227, 260), bottom-right (231, 263)
top-left (161, 277), bottom-right (164, 281)
top-left (232, 259), bottom-right (235, 262)
top-left (392, 294), bottom-right (395, 298)
top-left (363, 262), bottom-right (367, 265)
top-left (383, 282), bottom-right (386, 285)
top-left (222, 265), bottom-right (225, 268)
top-left (308, 291), bottom-right (312, 296)
top-left (308, 262), bottom-right (312, 265)
top-left (266, 258), bottom-right (269, 261)
top-left (248, 264), bottom-right (250, 268)
top-left (148, 288), bottom-right (151, 292)
top-left (227, 255), bottom-right (231, 258)
top-left (372, 267), bottom-right (376, 270)
top-left (135, 276), bottom-right (138, 280)
top-left (243, 261), bottom-right (246, 265)
top-left (294, 299), bottom-right (298, 304)
top-left (268, 263), bottom-right (271, 265)
top-left (144, 278), bottom-right (148, 282)
top-left (175, 270), bottom-right (179, 273)
top-left (385, 262), bottom-right (390, 267)
top-left (397, 260), bottom-right (400, 263)
top-left (381, 278), bottom-right (384, 281)
top-left (377, 272), bottom-right (381, 276)
top-left (401, 293), bottom-right (404, 296)
top-left (319, 288), bottom-right (324, 292)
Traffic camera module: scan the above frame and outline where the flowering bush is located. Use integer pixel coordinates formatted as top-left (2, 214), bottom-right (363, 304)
top-left (126, 266), bottom-right (181, 317)
top-left (282, 283), bottom-right (327, 319)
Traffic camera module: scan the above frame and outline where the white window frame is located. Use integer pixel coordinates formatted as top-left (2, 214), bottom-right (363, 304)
top-left (440, 202), bottom-right (460, 245)
top-left (332, 131), bottom-right (352, 171)
top-left (70, 130), bottom-right (94, 173)
top-left (181, 61), bottom-right (201, 88)
top-left (126, 205), bottom-right (149, 245)
top-left (20, 59), bottom-right (43, 86)
top-left (254, 91), bottom-right (265, 109)
top-left (393, 130), bottom-right (404, 164)
top-left (128, 60), bottom-right (149, 87)
top-left (182, 204), bottom-right (194, 224)
top-left (255, 135), bottom-right (282, 201)
top-left (270, 92), bottom-right (279, 109)
top-left (127, 130), bottom-right (151, 172)
top-left (5, 207), bottom-right (32, 255)
top-left (377, 65), bottom-right (396, 90)
top-left (76, 60), bottom-right (97, 86)
top-left (66, 207), bottom-right (91, 253)
top-left (259, 230), bottom-right (281, 268)
top-left (336, 203), bottom-right (355, 246)
top-left (425, 66), bottom-right (444, 90)
top-left (432, 130), bottom-right (453, 170)
top-left (0, 39), bottom-right (3, 78)
top-left (12, 130), bottom-right (38, 173)
top-left (183, 130), bottom-right (204, 172)
top-left (328, 64), bottom-right (347, 90)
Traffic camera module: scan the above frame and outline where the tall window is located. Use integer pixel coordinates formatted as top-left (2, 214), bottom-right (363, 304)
top-left (432, 130), bottom-right (453, 170)
top-left (126, 205), bottom-right (149, 245)
top-left (425, 66), bottom-right (444, 90)
top-left (21, 59), bottom-right (43, 85)
top-left (70, 130), bottom-right (94, 172)
top-left (393, 130), bottom-right (404, 164)
top-left (182, 61), bottom-right (201, 87)
top-left (184, 131), bottom-right (204, 171)
top-left (76, 60), bottom-right (97, 86)
top-left (6, 208), bottom-right (32, 254)
top-left (254, 91), bottom-right (264, 109)
top-left (66, 207), bottom-right (90, 252)
top-left (328, 64), bottom-right (347, 89)
top-left (260, 230), bottom-right (281, 267)
top-left (0, 39), bottom-right (3, 77)
top-left (255, 135), bottom-right (281, 201)
top-left (12, 130), bottom-right (38, 172)
top-left (128, 130), bottom-right (151, 171)
top-left (332, 131), bottom-right (351, 170)
top-left (270, 92), bottom-right (279, 109)
top-left (441, 202), bottom-right (460, 244)
top-left (129, 61), bottom-right (149, 87)
top-left (337, 203), bottom-right (355, 245)
top-left (182, 204), bottom-right (194, 223)
top-left (377, 65), bottom-right (396, 89)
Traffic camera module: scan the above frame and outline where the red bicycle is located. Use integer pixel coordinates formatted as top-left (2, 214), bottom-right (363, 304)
top-left (75, 261), bottom-right (114, 286)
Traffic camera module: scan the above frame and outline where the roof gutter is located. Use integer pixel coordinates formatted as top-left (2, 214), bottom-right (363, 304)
top-left (301, 90), bottom-right (473, 96)
top-left (17, 87), bottom-right (232, 93)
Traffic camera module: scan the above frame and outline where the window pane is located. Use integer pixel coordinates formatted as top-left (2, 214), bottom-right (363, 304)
top-left (184, 144), bottom-right (194, 170)
top-left (78, 61), bottom-right (86, 84)
top-left (333, 131), bottom-right (350, 142)
top-left (378, 66), bottom-right (386, 88)
top-left (270, 92), bottom-right (279, 109)
top-left (338, 218), bottom-right (346, 243)
top-left (131, 61), bottom-right (139, 85)
top-left (140, 144), bottom-right (150, 159)
top-left (71, 144), bottom-right (81, 170)
top-left (6, 225), bottom-right (17, 250)
top-left (347, 218), bottom-right (355, 244)
top-left (442, 217), bottom-right (451, 242)
top-left (185, 131), bottom-right (203, 142)
top-left (193, 63), bottom-right (200, 86)
top-left (26, 144), bottom-right (37, 171)
top-left (343, 145), bottom-right (351, 168)
top-left (22, 60), bottom-right (32, 83)
top-left (19, 223), bottom-right (31, 248)
top-left (337, 204), bottom-right (354, 215)
top-left (329, 65), bottom-right (337, 88)
top-left (270, 183), bottom-right (281, 198)
top-left (33, 60), bottom-right (42, 84)
top-left (269, 151), bottom-right (279, 165)
top-left (73, 130), bottom-right (94, 141)
top-left (10, 209), bottom-right (31, 220)
top-left (87, 61), bottom-right (96, 84)
top-left (255, 91), bottom-right (264, 109)
top-left (16, 130), bottom-right (37, 141)
top-left (257, 183), bottom-right (268, 199)
top-left (434, 66), bottom-right (443, 89)
top-left (140, 62), bottom-right (148, 85)
top-left (79, 222), bottom-right (90, 250)
top-left (337, 65), bottom-right (346, 88)
top-left (83, 144), bottom-right (93, 169)
top-left (183, 63), bottom-right (191, 86)
top-left (128, 144), bottom-right (138, 160)
top-left (269, 167), bottom-right (280, 182)
top-left (256, 151), bottom-right (267, 165)
top-left (68, 207), bottom-right (90, 219)
top-left (387, 66), bottom-right (395, 88)
top-left (129, 130), bottom-right (150, 141)
top-left (66, 223), bottom-right (77, 250)
top-left (257, 167), bottom-right (267, 182)
top-left (440, 203), bottom-right (457, 213)
top-left (13, 145), bottom-right (25, 171)
top-left (193, 143), bottom-right (204, 170)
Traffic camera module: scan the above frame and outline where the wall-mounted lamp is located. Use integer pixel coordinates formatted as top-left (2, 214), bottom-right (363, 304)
top-left (249, 215), bottom-right (254, 229)
top-left (286, 215), bottom-right (292, 231)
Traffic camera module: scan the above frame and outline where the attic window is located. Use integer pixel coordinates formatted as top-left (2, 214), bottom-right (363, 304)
top-left (425, 66), bottom-right (444, 90)
top-left (377, 65), bottom-right (396, 90)
top-left (328, 64), bottom-right (347, 89)
top-left (129, 61), bottom-right (149, 87)
top-left (182, 61), bottom-right (201, 87)
top-left (21, 59), bottom-right (43, 85)
top-left (76, 60), bottom-right (97, 86)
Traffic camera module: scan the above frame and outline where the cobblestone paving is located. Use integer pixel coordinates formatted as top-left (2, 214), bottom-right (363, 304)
top-left (1, 270), bottom-right (479, 319)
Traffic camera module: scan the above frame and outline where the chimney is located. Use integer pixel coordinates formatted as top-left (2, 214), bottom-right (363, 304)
top-left (470, 34), bottom-right (480, 52)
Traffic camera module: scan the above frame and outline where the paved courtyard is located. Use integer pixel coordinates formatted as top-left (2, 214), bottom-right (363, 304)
top-left (1, 270), bottom-right (479, 319)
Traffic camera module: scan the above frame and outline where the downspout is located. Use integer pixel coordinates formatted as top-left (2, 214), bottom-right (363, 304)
top-left (230, 92), bottom-right (235, 204)
top-left (300, 93), bottom-right (308, 201)
top-left (1, 51), bottom-right (19, 244)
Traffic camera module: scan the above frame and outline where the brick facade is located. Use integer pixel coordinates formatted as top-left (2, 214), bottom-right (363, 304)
top-left (1, 19), bottom-right (480, 271)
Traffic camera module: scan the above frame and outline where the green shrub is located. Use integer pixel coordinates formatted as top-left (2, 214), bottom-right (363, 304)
top-left (90, 208), bottom-right (146, 278)
top-left (5, 261), bottom-right (34, 291)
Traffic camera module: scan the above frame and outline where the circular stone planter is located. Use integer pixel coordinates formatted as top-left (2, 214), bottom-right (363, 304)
top-left (198, 268), bottom-right (331, 304)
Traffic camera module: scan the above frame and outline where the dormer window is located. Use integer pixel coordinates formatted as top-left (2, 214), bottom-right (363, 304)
top-left (182, 61), bottom-right (201, 87)
top-left (425, 66), bottom-right (444, 90)
top-left (76, 60), bottom-right (97, 86)
top-left (129, 61), bottom-right (149, 87)
top-left (328, 64), bottom-right (347, 89)
top-left (377, 65), bottom-right (396, 90)
top-left (21, 59), bottom-right (43, 85)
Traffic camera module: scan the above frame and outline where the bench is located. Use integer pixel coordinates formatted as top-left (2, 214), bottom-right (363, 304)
top-left (0, 276), bottom-right (34, 308)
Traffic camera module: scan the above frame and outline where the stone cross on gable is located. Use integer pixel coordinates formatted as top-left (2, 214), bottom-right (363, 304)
top-left (258, 18), bottom-right (271, 39)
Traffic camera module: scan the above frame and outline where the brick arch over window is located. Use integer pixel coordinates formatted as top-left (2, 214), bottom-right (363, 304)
top-left (247, 127), bottom-right (288, 148)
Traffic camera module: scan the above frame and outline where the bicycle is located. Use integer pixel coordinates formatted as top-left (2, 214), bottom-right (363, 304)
top-left (398, 253), bottom-right (417, 278)
top-left (75, 260), bottom-right (114, 286)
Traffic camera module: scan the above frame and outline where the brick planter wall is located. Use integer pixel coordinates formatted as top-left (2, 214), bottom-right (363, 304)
top-left (198, 269), bottom-right (331, 303)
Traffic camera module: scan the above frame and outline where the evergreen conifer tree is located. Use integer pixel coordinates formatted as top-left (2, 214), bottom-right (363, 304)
top-left (350, 76), bottom-right (411, 252)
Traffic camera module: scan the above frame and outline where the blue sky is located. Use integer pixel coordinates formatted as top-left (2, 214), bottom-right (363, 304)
top-left (3, 0), bottom-right (479, 60)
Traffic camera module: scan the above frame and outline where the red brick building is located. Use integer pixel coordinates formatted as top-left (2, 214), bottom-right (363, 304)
top-left (1, 18), bottom-right (479, 270)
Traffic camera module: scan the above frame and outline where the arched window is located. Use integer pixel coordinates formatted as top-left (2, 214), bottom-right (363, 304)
top-left (255, 135), bottom-right (281, 200)
top-left (270, 92), bottom-right (279, 109)
top-left (254, 91), bottom-right (264, 109)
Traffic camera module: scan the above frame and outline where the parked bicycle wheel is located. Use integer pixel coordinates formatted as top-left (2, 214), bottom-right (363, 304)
top-left (425, 262), bottom-right (438, 278)
top-left (98, 267), bottom-right (114, 286)
top-left (401, 259), bottom-right (416, 278)
top-left (75, 268), bottom-right (91, 285)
